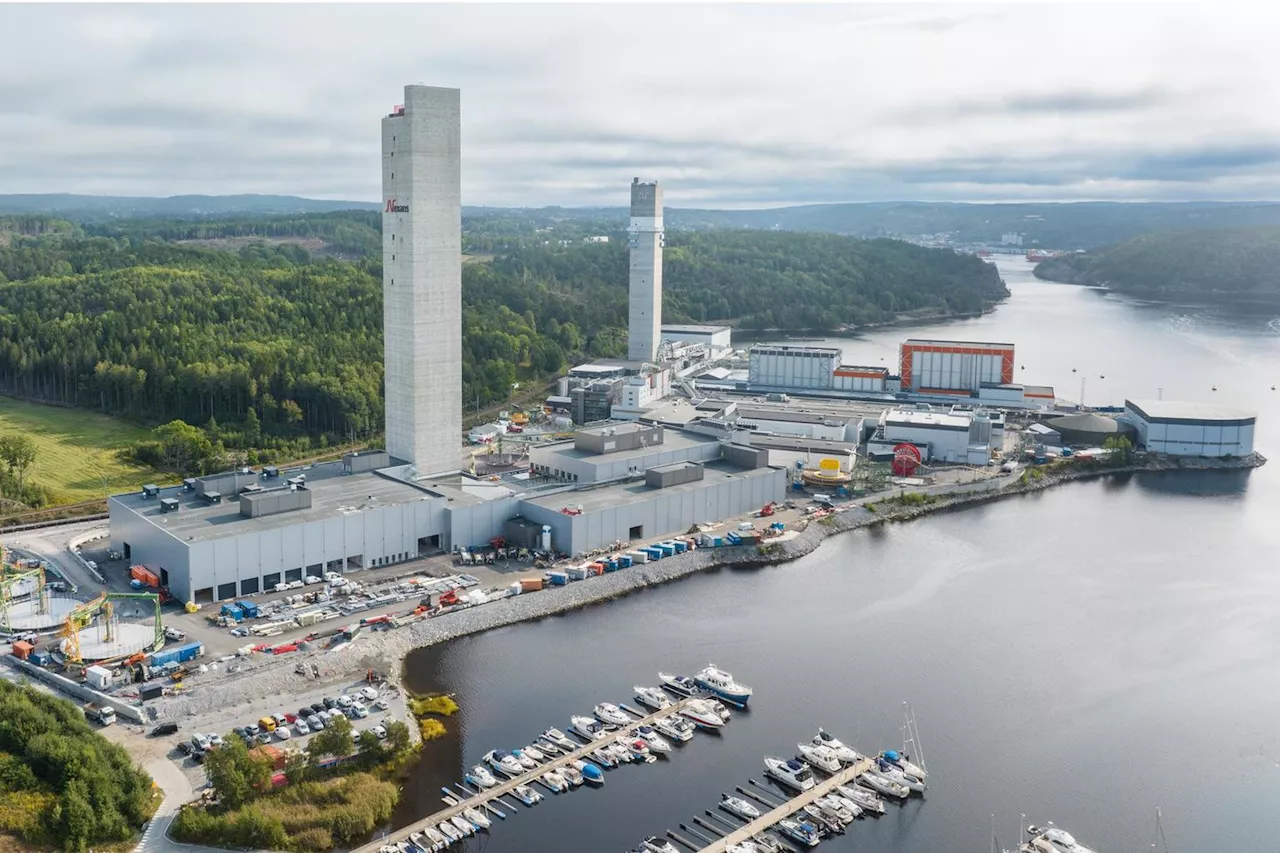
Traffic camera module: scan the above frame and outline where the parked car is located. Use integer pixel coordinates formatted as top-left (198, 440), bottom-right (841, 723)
top-left (352, 703), bottom-right (369, 719)
top-left (307, 714), bottom-right (326, 730)
top-left (190, 733), bottom-right (211, 752)
top-left (150, 722), bottom-right (180, 737)
top-left (304, 575), bottom-right (322, 585)
top-left (272, 713), bottom-right (288, 728)
top-left (287, 580), bottom-right (305, 590)
top-left (207, 733), bottom-right (224, 748)
top-left (359, 686), bottom-right (378, 702)
top-left (175, 741), bottom-right (194, 756)
top-left (297, 707), bottom-right (313, 719)
top-left (274, 582), bottom-right (289, 593)
top-left (257, 731), bottom-right (272, 744)
top-left (192, 749), bottom-right (206, 764)
top-left (164, 627), bottom-right (186, 641)
top-left (232, 726), bottom-right (247, 739)
top-left (323, 696), bottom-right (338, 710)
top-left (230, 627), bottom-right (248, 637)
top-left (284, 713), bottom-right (298, 724)
top-left (295, 719), bottom-right (310, 736)
top-left (275, 727), bottom-right (292, 741)
top-left (310, 702), bottom-right (326, 715)
top-left (337, 695), bottom-right (353, 709)
top-left (371, 725), bottom-right (387, 739)
top-left (374, 697), bottom-right (390, 711)
top-left (245, 722), bottom-right (261, 736)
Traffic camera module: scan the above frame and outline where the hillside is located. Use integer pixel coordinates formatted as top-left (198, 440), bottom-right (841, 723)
top-left (1033, 227), bottom-right (1280, 300)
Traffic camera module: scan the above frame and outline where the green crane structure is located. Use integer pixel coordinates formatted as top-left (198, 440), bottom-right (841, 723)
top-left (0, 567), bottom-right (48, 632)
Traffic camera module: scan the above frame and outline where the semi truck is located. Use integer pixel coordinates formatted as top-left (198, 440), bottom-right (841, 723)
top-left (84, 703), bottom-right (117, 726)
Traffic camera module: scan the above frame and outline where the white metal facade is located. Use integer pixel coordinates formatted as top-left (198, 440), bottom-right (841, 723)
top-left (382, 86), bottom-right (462, 473)
top-left (909, 350), bottom-right (1005, 392)
top-left (833, 369), bottom-right (887, 393)
top-left (1124, 400), bottom-right (1256, 457)
top-left (748, 346), bottom-right (839, 390)
top-left (661, 325), bottom-right (732, 356)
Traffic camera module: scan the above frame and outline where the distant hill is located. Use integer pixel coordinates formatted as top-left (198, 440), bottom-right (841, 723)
top-left (1033, 227), bottom-right (1280, 301)
top-left (0, 193), bottom-right (378, 219)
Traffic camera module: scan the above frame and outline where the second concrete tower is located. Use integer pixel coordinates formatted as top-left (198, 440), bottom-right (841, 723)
top-left (627, 178), bottom-right (664, 362)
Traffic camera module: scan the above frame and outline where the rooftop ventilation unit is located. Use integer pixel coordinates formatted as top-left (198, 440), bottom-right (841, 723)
top-left (141, 484), bottom-right (159, 498)
top-left (182, 478), bottom-right (196, 492)
top-left (159, 497), bottom-right (180, 513)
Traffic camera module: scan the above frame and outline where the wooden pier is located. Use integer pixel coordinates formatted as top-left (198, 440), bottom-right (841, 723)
top-left (350, 696), bottom-right (699, 853)
top-left (689, 757), bottom-right (875, 852)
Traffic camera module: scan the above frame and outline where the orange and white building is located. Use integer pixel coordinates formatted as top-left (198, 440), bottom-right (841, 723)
top-left (899, 339), bottom-right (1015, 394)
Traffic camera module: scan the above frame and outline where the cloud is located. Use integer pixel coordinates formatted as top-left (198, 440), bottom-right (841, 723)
top-left (0, 4), bottom-right (1277, 205)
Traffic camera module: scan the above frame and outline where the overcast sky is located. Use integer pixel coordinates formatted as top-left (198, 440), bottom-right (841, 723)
top-left (3, 3), bottom-right (1278, 207)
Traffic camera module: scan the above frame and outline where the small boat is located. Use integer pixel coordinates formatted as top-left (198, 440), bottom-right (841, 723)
top-left (753, 834), bottom-right (786, 853)
top-left (830, 794), bottom-right (865, 820)
top-left (815, 794), bottom-right (856, 824)
top-left (510, 749), bottom-right (538, 770)
top-left (437, 821), bottom-right (462, 843)
top-left (513, 783), bottom-right (542, 805)
top-left (634, 685), bottom-right (673, 710)
top-left (569, 715), bottom-right (611, 741)
top-left (422, 827), bottom-right (448, 850)
top-left (623, 736), bottom-right (651, 759)
top-left (450, 815), bottom-right (475, 836)
top-left (764, 756), bottom-right (815, 792)
top-left (858, 771), bottom-right (909, 799)
top-left (706, 698), bottom-right (733, 721)
top-left (796, 742), bottom-right (842, 774)
top-left (777, 818), bottom-right (820, 847)
top-left (408, 831), bottom-right (432, 852)
top-left (594, 702), bottom-right (631, 726)
top-left (560, 762), bottom-right (584, 786)
top-left (679, 699), bottom-right (725, 729)
top-left (463, 806), bottom-right (491, 829)
top-left (534, 737), bottom-right (562, 755)
top-left (814, 729), bottom-right (861, 765)
top-left (1023, 824), bottom-right (1101, 853)
top-left (727, 844), bottom-right (760, 853)
top-left (694, 664), bottom-right (752, 705)
top-left (658, 671), bottom-right (701, 696)
top-left (521, 743), bottom-right (547, 762)
top-left (608, 740), bottom-right (634, 763)
top-left (871, 757), bottom-right (925, 792)
top-left (641, 836), bottom-right (680, 853)
top-left (465, 764), bottom-right (497, 788)
top-left (542, 727), bottom-right (576, 750)
top-left (574, 758), bottom-right (605, 786)
top-left (836, 784), bottom-right (885, 814)
top-left (803, 803), bottom-right (844, 833)
top-left (632, 725), bottom-right (671, 752)
top-left (719, 793), bottom-right (762, 820)
top-left (591, 746), bottom-right (618, 768)
top-left (652, 714), bottom-right (694, 742)
top-left (540, 769), bottom-right (567, 793)
top-left (483, 749), bottom-right (524, 778)
top-left (879, 748), bottom-right (927, 782)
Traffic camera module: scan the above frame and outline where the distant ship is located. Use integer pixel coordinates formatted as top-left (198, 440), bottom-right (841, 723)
top-left (976, 249), bottom-right (993, 257)
top-left (1026, 249), bottom-right (1061, 263)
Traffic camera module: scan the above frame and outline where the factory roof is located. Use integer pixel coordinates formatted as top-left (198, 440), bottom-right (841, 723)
top-left (110, 461), bottom-right (444, 543)
top-left (661, 324), bottom-right (732, 335)
top-left (524, 461), bottom-right (775, 515)
top-left (737, 406), bottom-right (853, 426)
top-left (749, 343), bottom-right (842, 356)
top-left (633, 398), bottom-right (707, 426)
top-left (883, 408), bottom-right (972, 432)
top-left (1047, 413), bottom-right (1129, 434)
top-left (903, 338), bottom-right (1016, 348)
top-left (540, 428), bottom-right (715, 463)
top-left (744, 434), bottom-right (858, 454)
top-left (1125, 399), bottom-right (1257, 425)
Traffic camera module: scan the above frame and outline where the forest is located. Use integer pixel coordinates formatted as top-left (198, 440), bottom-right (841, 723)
top-left (1034, 227), bottom-right (1280, 300)
top-left (0, 211), bottom-right (1002, 478)
top-left (0, 682), bottom-right (154, 852)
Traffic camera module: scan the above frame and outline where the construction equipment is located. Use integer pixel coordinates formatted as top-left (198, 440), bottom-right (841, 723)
top-left (0, 567), bottom-right (48, 632)
top-left (60, 591), bottom-right (163, 664)
top-left (756, 502), bottom-right (776, 518)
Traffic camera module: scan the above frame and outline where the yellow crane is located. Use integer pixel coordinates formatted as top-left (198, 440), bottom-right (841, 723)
top-left (0, 567), bottom-right (48, 632)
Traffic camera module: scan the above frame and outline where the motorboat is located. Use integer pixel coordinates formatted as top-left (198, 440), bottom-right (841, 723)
top-left (879, 748), bottom-right (927, 782)
top-left (632, 725), bottom-right (671, 752)
top-left (521, 743), bottom-right (547, 763)
top-left (802, 803), bottom-right (844, 833)
top-left (534, 737), bottom-right (562, 755)
top-left (594, 702), bottom-right (632, 726)
top-left (694, 664), bottom-right (752, 705)
top-left (450, 815), bottom-right (475, 836)
top-left (407, 832), bottom-right (430, 853)
top-left (591, 746), bottom-right (618, 768)
top-left (706, 698), bottom-right (733, 722)
top-left (1023, 824), bottom-right (1100, 853)
top-left (679, 699), bottom-right (725, 730)
top-left (510, 749), bottom-right (539, 770)
top-left (542, 727), bottom-right (576, 750)
top-left (574, 759), bottom-right (605, 786)
top-left (815, 794), bottom-right (857, 824)
top-left (652, 714), bottom-right (695, 742)
top-left (658, 671), bottom-right (701, 697)
top-left (465, 764), bottom-right (497, 788)
top-left (560, 762), bottom-right (584, 786)
top-left (513, 784), bottom-right (542, 805)
top-left (814, 729), bottom-right (861, 765)
top-left (871, 757), bottom-right (925, 792)
top-left (463, 807), bottom-right (491, 829)
top-left (483, 749), bottom-right (525, 778)
top-left (753, 834), bottom-right (786, 853)
top-left (857, 771), bottom-right (909, 799)
top-left (836, 784), bottom-right (885, 814)
top-left (622, 736), bottom-right (651, 760)
top-left (726, 844), bottom-right (760, 853)
top-left (719, 794), bottom-right (762, 820)
top-left (641, 836), bottom-right (680, 853)
top-left (540, 769), bottom-right (567, 793)
top-left (829, 794), bottom-right (865, 820)
top-left (634, 685), bottom-right (673, 710)
top-left (796, 742), bottom-right (843, 774)
top-left (396, 841), bottom-right (412, 853)
top-left (608, 741), bottom-right (634, 763)
top-left (421, 827), bottom-right (448, 850)
top-left (437, 821), bottom-right (462, 843)
top-left (763, 756), bottom-right (815, 792)
top-left (569, 715), bottom-right (611, 741)
top-left (777, 819), bottom-right (820, 848)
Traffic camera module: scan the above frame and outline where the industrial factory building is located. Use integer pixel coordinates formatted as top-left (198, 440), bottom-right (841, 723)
top-left (1044, 412), bottom-right (1135, 447)
top-left (870, 406), bottom-right (1004, 465)
top-left (899, 339), bottom-right (1015, 394)
top-left (661, 324), bottom-right (733, 358)
top-left (747, 345), bottom-right (893, 394)
top-left (1123, 399), bottom-right (1256, 458)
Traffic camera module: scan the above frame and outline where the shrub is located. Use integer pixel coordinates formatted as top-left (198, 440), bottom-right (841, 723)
top-left (419, 719), bottom-right (447, 741)
top-left (409, 694), bottom-right (459, 717)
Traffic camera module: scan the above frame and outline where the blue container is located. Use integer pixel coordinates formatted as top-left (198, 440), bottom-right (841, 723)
top-left (549, 571), bottom-right (569, 586)
top-left (617, 555), bottom-right (632, 569)
top-left (603, 559), bottom-right (618, 573)
top-left (672, 540), bottom-right (688, 554)
top-left (130, 579), bottom-right (143, 590)
top-left (643, 546), bottom-right (663, 560)
top-left (30, 650), bottom-right (52, 666)
top-left (149, 650), bottom-right (178, 667)
top-left (174, 642), bottom-right (205, 663)
top-left (236, 600), bottom-right (260, 618)
top-left (657, 543), bottom-right (675, 557)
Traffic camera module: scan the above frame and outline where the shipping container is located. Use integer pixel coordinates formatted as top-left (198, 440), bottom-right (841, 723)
top-left (30, 650), bottom-right (52, 667)
top-left (11, 640), bottom-right (33, 660)
top-left (220, 603), bottom-right (244, 621)
top-left (548, 571), bottom-right (569, 586)
top-left (603, 559), bottom-right (618, 572)
top-left (174, 642), bottom-right (205, 663)
top-left (726, 532), bottom-right (742, 545)
top-left (236, 600), bottom-right (260, 618)
top-left (617, 555), bottom-right (633, 569)
top-left (251, 744), bottom-right (287, 770)
top-left (148, 650), bottom-right (178, 667)
top-left (672, 540), bottom-right (688, 554)
top-left (140, 683), bottom-right (163, 701)
top-left (520, 577), bottom-right (544, 592)
top-left (628, 550), bottom-right (649, 564)
top-left (567, 566), bottom-right (589, 581)
top-left (587, 562), bottom-right (604, 576)
top-left (130, 565), bottom-right (160, 587)
top-left (85, 665), bottom-right (113, 690)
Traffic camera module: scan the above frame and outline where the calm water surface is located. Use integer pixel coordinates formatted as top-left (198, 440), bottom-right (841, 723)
top-left (399, 259), bottom-right (1280, 853)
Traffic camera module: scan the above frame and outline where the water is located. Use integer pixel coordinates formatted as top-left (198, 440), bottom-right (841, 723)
top-left (400, 259), bottom-right (1280, 852)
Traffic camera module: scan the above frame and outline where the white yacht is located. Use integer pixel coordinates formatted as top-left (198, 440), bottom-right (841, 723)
top-left (719, 794), bottom-right (762, 820)
top-left (569, 715), bottom-right (611, 741)
top-left (878, 748), bottom-right (927, 782)
top-left (483, 749), bottom-right (524, 778)
top-left (465, 764), bottom-right (497, 788)
top-left (753, 834), bottom-right (786, 853)
top-left (694, 664), bottom-right (753, 705)
top-left (521, 744), bottom-right (547, 763)
top-left (560, 762), bottom-right (584, 786)
top-left (634, 685), bottom-right (673, 711)
top-left (658, 671), bottom-right (701, 697)
top-left (776, 818), bottom-right (820, 848)
top-left (726, 844), bottom-right (760, 853)
top-left (870, 757), bottom-right (925, 792)
top-left (641, 836), bottom-right (680, 853)
top-left (857, 771), bottom-right (909, 799)
top-left (802, 803), bottom-right (844, 834)
top-left (706, 698), bottom-right (733, 722)
top-left (437, 821), bottom-right (462, 843)
top-left (815, 795), bottom-right (857, 824)
top-left (462, 807), bottom-right (490, 829)
top-left (591, 745), bottom-right (618, 767)
top-left (534, 737), bottom-right (562, 756)
top-left (421, 827), bottom-right (448, 850)
top-left (513, 783), bottom-right (542, 805)
top-left (763, 756), bottom-right (815, 792)
top-left (652, 714), bottom-right (695, 742)
top-left (608, 740), bottom-right (634, 763)
top-left (542, 727), bottom-right (576, 750)
top-left (510, 749), bottom-right (538, 770)
top-left (796, 741), bottom-right (842, 774)
top-left (450, 815), bottom-right (475, 836)
top-left (829, 793), bottom-right (865, 820)
top-left (540, 769), bottom-right (567, 793)
top-left (632, 725), bottom-right (671, 753)
top-left (1022, 824), bottom-right (1100, 853)
top-left (679, 699), bottom-right (725, 729)
top-left (594, 702), bottom-right (631, 726)
top-left (622, 736), bottom-right (651, 760)
top-left (813, 729), bottom-right (862, 765)
top-left (836, 784), bottom-right (885, 814)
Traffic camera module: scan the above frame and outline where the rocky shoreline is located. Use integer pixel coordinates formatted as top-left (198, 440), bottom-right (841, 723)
top-left (153, 452), bottom-right (1264, 722)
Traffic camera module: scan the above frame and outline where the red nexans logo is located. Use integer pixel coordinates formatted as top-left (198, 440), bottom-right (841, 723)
top-left (385, 199), bottom-right (409, 213)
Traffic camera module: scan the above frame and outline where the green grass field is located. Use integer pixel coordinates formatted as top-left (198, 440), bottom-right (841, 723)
top-left (0, 397), bottom-right (168, 504)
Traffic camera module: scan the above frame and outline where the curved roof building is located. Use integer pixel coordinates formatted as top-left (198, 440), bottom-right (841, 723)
top-left (1045, 412), bottom-right (1135, 446)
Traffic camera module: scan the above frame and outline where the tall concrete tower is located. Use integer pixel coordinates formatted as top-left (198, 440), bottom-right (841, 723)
top-left (627, 178), bottom-right (664, 362)
top-left (382, 85), bottom-right (462, 474)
